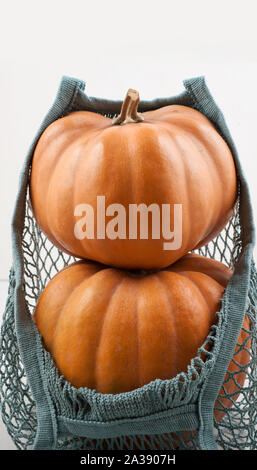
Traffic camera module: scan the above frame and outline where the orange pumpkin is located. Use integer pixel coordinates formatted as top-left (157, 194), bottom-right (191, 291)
top-left (33, 253), bottom-right (248, 396)
top-left (30, 89), bottom-right (237, 269)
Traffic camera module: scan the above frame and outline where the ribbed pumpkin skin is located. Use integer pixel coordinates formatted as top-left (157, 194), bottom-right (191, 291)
top-left (30, 105), bottom-right (237, 269)
top-left (33, 253), bottom-right (236, 394)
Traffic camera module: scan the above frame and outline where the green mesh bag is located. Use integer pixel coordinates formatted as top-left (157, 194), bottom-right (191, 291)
top-left (0, 76), bottom-right (256, 450)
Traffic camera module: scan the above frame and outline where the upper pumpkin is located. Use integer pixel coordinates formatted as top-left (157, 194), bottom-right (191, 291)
top-left (30, 89), bottom-right (237, 269)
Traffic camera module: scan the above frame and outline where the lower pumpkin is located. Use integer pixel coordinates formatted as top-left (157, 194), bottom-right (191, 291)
top-left (88, 315), bottom-right (250, 450)
top-left (33, 253), bottom-right (250, 447)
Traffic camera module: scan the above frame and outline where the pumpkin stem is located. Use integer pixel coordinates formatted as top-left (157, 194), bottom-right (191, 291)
top-left (112, 89), bottom-right (144, 125)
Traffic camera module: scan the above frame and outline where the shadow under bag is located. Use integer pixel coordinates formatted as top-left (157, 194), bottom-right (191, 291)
top-left (0, 75), bottom-right (256, 450)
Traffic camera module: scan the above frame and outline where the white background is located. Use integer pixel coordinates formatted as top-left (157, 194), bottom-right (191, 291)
top-left (0, 0), bottom-right (257, 450)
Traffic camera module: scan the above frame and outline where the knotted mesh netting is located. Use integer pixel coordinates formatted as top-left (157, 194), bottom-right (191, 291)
top-left (0, 182), bottom-right (256, 450)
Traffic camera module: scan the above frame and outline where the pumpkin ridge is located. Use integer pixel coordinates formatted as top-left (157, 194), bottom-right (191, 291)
top-left (177, 129), bottom-right (218, 247)
top-left (158, 270), bottom-right (216, 373)
top-left (151, 110), bottom-right (212, 133)
top-left (43, 135), bottom-right (87, 244)
top-left (45, 132), bottom-right (100, 253)
top-left (189, 131), bottom-right (226, 245)
top-left (67, 110), bottom-right (110, 127)
top-left (180, 271), bottom-right (225, 318)
top-left (30, 134), bottom-right (69, 238)
top-left (179, 270), bottom-right (224, 316)
top-left (50, 268), bottom-right (102, 354)
top-left (152, 273), bottom-right (179, 378)
top-left (33, 263), bottom-right (96, 351)
top-left (189, 129), bottom-right (236, 246)
top-left (72, 141), bottom-right (96, 260)
top-left (162, 125), bottom-right (191, 250)
top-left (187, 130), bottom-right (235, 241)
top-left (146, 116), bottom-right (235, 251)
top-left (153, 123), bottom-right (207, 250)
top-left (33, 124), bottom-right (82, 161)
top-left (94, 277), bottom-right (126, 392)
top-left (51, 268), bottom-right (123, 389)
top-left (170, 253), bottom-right (232, 287)
top-left (75, 129), bottom-right (134, 263)
top-left (177, 271), bottom-right (224, 363)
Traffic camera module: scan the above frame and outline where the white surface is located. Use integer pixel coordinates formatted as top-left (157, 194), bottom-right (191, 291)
top-left (0, 0), bottom-right (257, 449)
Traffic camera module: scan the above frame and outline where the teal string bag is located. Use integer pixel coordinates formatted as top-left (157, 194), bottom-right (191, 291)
top-left (0, 75), bottom-right (256, 450)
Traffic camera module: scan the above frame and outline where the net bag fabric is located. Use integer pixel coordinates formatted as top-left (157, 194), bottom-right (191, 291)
top-left (0, 75), bottom-right (256, 450)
